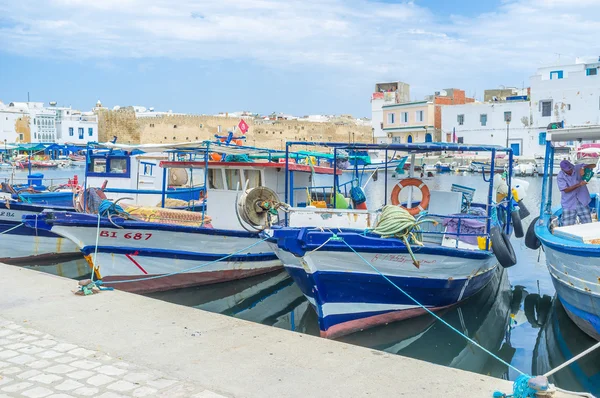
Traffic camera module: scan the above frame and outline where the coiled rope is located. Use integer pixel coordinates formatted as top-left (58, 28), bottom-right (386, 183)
top-left (368, 205), bottom-right (435, 267)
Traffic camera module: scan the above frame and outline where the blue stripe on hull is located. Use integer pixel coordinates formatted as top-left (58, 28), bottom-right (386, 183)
top-left (0, 222), bottom-right (64, 238)
top-left (285, 265), bottom-right (496, 334)
top-left (80, 246), bottom-right (279, 263)
top-left (553, 275), bottom-right (600, 341)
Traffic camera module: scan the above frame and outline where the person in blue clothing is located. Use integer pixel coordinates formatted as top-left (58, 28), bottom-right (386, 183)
top-left (557, 159), bottom-right (594, 226)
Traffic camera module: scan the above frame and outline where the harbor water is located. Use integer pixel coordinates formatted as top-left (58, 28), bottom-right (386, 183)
top-left (6, 166), bottom-right (600, 394)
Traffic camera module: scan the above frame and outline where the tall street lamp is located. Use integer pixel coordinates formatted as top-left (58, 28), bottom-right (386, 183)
top-left (504, 112), bottom-right (512, 148)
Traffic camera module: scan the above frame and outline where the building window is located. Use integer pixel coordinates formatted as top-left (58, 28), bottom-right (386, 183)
top-left (457, 137), bottom-right (464, 144)
top-left (78, 127), bottom-right (84, 139)
top-left (387, 113), bottom-right (395, 124)
top-left (218, 125), bottom-right (222, 133)
top-left (550, 70), bottom-right (564, 80)
top-left (406, 135), bottom-right (413, 143)
top-left (69, 127), bottom-right (74, 136)
top-left (567, 104), bottom-right (571, 111)
top-left (425, 133), bottom-right (432, 143)
top-left (538, 132), bottom-right (546, 145)
top-left (416, 110), bottom-right (424, 122)
top-left (88, 128), bottom-right (93, 137)
top-left (457, 114), bottom-right (464, 125)
top-left (480, 114), bottom-right (487, 126)
top-left (541, 100), bottom-right (552, 117)
top-left (402, 112), bottom-right (408, 123)
top-left (174, 125), bottom-right (177, 129)
top-left (587, 68), bottom-right (598, 76)
top-left (504, 111), bottom-right (512, 122)
top-left (199, 124), bottom-right (203, 128)
top-left (150, 123), bottom-right (154, 127)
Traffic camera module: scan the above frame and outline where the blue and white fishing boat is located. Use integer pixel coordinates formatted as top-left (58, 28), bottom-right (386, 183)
top-left (22, 141), bottom-right (342, 293)
top-left (265, 141), bottom-right (523, 338)
top-left (529, 126), bottom-right (600, 341)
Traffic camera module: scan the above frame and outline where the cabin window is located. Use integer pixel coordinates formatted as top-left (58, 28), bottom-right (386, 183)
top-left (109, 158), bottom-right (127, 174)
top-left (143, 163), bottom-right (154, 175)
top-left (242, 170), bottom-right (262, 189)
top-left (91, 158), bottom-right (107, 173)
top-left (208, 169), bottom-right (226, 190)
top-left (225, 169), bottom-right (241, 190)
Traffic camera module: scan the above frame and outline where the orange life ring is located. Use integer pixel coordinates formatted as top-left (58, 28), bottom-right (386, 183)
top-left (390, 178), bottom-right (430, 216)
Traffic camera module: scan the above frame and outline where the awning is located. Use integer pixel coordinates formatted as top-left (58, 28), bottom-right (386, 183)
top-left (548, 126), bottom-right (600, 142)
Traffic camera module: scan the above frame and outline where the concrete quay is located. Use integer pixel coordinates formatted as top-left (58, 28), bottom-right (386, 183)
top-left (0, 264), bottom-right (551, 397)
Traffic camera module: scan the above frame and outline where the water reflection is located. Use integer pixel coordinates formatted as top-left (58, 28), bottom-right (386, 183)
top-left (532, 297), bottom-right (600, 396)
top-left (337, 267), bottom-right (516, 378)
top-left (146, 270), bottom-right (320, 335)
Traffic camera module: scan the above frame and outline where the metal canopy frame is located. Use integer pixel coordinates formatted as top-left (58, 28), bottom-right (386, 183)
top-left (284, 141), bottom-right (515, 239)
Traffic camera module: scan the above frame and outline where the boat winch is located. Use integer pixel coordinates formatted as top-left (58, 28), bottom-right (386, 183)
top-left (236, 186), bottom-right (287, 231)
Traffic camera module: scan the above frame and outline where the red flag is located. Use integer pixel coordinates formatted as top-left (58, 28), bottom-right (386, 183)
top-left (238, 119), bottom-right (249, 134)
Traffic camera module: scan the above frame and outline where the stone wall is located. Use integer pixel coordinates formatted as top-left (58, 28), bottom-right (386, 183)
top-left (97, 110), bottom-right (373, 149)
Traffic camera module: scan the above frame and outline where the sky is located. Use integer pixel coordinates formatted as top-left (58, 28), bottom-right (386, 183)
top-left (0, 0), bottom-right (599, 118)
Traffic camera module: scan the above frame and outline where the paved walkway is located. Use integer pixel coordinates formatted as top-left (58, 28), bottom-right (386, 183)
top-left (0, 318), bottom-right (225, 398)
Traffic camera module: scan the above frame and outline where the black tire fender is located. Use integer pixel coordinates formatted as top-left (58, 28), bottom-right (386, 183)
top-left (511, 209), bottom-right (524, 238)
top-left (490, 226), bottom-right (517, 268)
top-left (525, 216), bottom-right (542, 250)
top-left (518, 200), bottom-right (530, 220)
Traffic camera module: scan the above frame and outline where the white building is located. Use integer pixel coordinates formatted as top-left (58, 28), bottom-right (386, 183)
top-left (530, 58), bottom-right (600, 136)
top-left (0, 101), bottom-right (98, 144)
top-left (441, 58), bottom-right (600, 157)
top-left (441, 100), bottom-right (535, 157)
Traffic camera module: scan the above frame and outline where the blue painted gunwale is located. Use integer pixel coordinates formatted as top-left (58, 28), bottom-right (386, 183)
top-left (22, 212), bottom-right (260, 238)
top-left (80, 246), bottom-right (279, 262)
top-left (269, 226), bottom-right (494, 260)
top-left (535, 213), bottom-right (600, 257)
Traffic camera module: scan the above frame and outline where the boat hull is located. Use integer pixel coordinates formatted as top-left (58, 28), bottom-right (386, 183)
top-left (267, 228), bottom-right (498, 338)
top-left (0, 203), bottom-right (78, 261)
top-left (543, 243), bottom-right (600, 341)
top-left (29, 212), bottom-right (282, 293)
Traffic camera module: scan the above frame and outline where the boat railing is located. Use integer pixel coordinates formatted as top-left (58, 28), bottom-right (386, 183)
top-left (292, 179), bottom-right (354, 207)
top-left (418, 212), bottom-right (493, 250)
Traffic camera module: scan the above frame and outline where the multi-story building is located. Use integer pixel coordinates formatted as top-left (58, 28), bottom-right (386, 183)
top-left (372, 84), bottom-right (474, 144)
top-left (371, 82), bottom-right (410, 143)
top-left (382, 101), bottom-right (435, 143)
top-left (441, 58), bottom-right (600, 157)
top-left (0, 101), bottom-right (98, 144)
top-left (441, 99), bottom-right (533, 156)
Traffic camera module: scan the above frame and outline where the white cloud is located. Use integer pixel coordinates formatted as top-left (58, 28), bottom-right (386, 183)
top-left (1, 0), bottom-right (599, 100)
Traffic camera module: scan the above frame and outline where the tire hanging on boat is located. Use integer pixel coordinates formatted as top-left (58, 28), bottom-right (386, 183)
top-left (390, 178), bottom-right (430, 216)
top-left (511, 209), bottom-right (524, 238)
top-left (518, 200), bottom-right (530, 219)
top-left (490, 226), bottom-right (517, 268)
top-left (525, 216), bottom-right (542, 250)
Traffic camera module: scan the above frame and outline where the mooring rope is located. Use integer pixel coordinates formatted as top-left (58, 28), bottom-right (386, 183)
top-left (310, 234), bottom-right (600, 397)
top-left (0, 223), bottom-right (24, 235)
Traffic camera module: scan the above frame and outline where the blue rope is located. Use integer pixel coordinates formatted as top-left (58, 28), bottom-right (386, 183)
top-left (493, 375), bottom-right (538, 398)
top-left (333, 236), bottom-right (525, 376)
top-left (100, 237), bottom-right (271, 285)
top-left (98, 199), bottom-right (126, 217)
